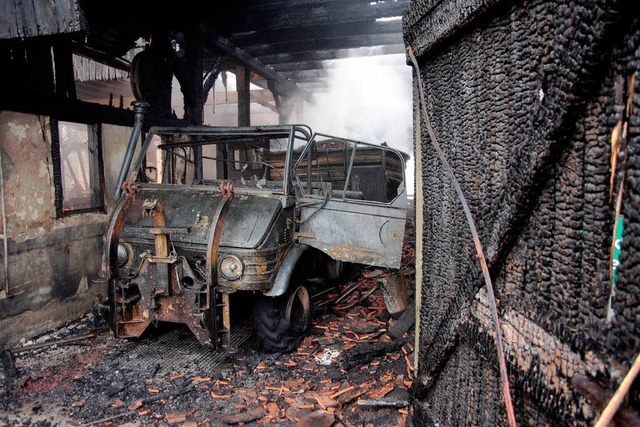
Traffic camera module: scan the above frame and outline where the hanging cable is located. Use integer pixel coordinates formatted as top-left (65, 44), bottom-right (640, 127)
top-left (407, 46), bottom-right (517, 427)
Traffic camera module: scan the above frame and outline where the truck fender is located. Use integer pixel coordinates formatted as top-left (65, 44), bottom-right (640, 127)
top-left (264, 244), bottom-right (309, 297)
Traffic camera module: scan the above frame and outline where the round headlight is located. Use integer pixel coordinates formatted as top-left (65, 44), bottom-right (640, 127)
top-left (219, 255), bottom-right (243, 280)
top-left (116, 244), bottom-right (129, 267)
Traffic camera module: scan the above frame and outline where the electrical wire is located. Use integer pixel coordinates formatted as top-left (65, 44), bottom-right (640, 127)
top-left (407, 45), bottom-right (517, 427)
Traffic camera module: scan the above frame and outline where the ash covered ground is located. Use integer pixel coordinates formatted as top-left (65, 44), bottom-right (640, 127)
top-left (0, 219), bottom-right (416, 427)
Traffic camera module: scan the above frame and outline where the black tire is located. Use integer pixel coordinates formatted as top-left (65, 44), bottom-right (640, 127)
top-left (252, 285), bottom-right (311, 352)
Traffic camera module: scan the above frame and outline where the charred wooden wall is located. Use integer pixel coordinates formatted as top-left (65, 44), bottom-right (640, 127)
top-left (0, 0), bottom-right (84, 39)
top-left (404, 0), bottom-right (640, 424)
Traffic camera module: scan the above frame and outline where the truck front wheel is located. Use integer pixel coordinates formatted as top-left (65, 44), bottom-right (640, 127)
top-left (252, 285), bottom-right (311, 352)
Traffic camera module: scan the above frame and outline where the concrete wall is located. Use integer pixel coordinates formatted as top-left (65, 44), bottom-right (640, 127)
top-left (405, 0), bottom-right (639, 425)
top-left (0, 111), bottom-right (131, 349)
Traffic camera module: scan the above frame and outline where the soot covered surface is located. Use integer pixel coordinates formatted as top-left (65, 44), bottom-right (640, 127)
top-left (405, 0), bottom-right (640, 425)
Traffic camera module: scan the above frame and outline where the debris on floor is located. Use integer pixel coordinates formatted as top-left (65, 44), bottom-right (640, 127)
top-left (0, 238), bottom-right (415, 427)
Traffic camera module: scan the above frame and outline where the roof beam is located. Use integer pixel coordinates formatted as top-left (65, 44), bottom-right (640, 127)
top-left (244, 33), bottom-right (403, 58)
top-left (228, 19), bottom-right (402, 47)
top-left (216, 1), bottom-right (409, 33)
top-left (268, 61), bottom-right (330, 73)
top-left (200, 27), bottom-right (312, 103)
top-left (279, 69), bottom-right (330, 83)
top-left (257, 44), bottom-right (407, 67)
top-left (73, 43), bottom-right (132, 73)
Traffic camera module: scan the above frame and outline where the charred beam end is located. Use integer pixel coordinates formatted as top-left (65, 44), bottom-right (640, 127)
top-left (200, 26), bottom-right (314, 103)
top-left (403, 0), bottom-right (507, 59)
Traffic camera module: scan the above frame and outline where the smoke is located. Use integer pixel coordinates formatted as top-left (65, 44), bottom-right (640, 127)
top-left (301, 52), bottom-right (415, 194)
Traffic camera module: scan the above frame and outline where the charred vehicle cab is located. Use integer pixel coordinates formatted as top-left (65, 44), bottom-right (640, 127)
top-left (103, 114), bottom-right (408, 352)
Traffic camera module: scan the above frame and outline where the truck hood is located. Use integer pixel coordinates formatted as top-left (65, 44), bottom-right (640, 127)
top-left (219, 194), bottom-right (281, 248)
top-left (119, 187), bottom-right (281, 250)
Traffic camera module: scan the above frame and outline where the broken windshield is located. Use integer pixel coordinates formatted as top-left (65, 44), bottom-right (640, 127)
top-left (128, 126), bottom-right (312, 194)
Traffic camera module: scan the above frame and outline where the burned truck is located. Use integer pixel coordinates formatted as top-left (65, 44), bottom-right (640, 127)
top-left (103, 115), bottom-right (408, 352)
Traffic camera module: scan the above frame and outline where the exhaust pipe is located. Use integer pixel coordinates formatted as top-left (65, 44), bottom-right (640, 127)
top-left (115, 101), bottom-right (149, 199)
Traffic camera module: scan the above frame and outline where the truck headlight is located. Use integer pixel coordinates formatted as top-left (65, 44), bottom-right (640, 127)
top-left (116, 244), bottom-right (130, 267)
top-left (219, 255), bottom-right (243, 280)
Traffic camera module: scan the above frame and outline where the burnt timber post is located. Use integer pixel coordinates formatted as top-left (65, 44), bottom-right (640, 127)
top-left (236, 65), bottom-right (251, 127)
top-left (182, 26), bottom-right (204, 126)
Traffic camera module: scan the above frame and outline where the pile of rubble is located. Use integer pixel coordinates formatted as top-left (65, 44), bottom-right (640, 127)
top-left (0, 238), bottom-right (416, 427)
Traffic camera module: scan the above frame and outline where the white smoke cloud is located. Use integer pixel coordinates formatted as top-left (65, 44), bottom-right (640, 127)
top-left (301, 52), bottom-right (415, 194)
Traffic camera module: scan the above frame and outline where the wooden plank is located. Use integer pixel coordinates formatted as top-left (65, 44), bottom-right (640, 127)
top-left (0, 0), bottom-right (83, 39)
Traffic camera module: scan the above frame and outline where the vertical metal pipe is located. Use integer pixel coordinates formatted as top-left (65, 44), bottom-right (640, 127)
top-left (115, 101), bottom-right (149, 199)
top-left (306, 143), bottom-right (312, 194)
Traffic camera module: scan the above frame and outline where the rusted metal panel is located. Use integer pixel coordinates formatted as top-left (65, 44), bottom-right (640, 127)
top-left (0, 0), bottom-right (84, 39)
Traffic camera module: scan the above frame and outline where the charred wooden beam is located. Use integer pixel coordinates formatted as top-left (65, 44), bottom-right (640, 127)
top-left (244, 33), bottom-right (403, 58)
top-left (0, 97), bottom-right (187, 128)
top-left (268, 61), bottom-right (329, 73)
top-left (3, 43), bottom-right (56, 100)
top-left (228, 19), bottom-right (402, 47)
top-left (236, 66), bottom-right (251, 126)
top-left (72, 43), bottom-right (133, 73)
top-left (214, 1), bottom-right (408, 33)
top-left (182, 26), bottom-right (204, 125)
top-left (246, 0), bottom-right (377, 8)
top-left (298, 82), bottom-right (330, 92)
top-left (279, 69), bottom-right (330, 83)
top-left (257, 44), bottom-right (406, 67)
top-left (53, 40), bottom-right (77, 99)
top-left (200, 27), bottom-right (313, 102)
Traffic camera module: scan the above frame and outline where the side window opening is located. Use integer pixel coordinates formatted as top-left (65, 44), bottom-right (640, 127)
top-left (52, 120), bottom-right (105, 216)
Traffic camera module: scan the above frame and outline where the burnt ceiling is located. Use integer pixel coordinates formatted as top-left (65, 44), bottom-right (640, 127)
top-left (76, 0), bottom-right (408, 87)
top-left (0, 0), bottom-right (409, 124)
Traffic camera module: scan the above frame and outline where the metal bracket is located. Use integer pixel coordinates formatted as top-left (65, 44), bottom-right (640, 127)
top-left (140, 250), bottom-right (178, 264)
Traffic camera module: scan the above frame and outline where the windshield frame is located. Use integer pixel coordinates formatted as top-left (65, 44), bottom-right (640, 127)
top-left (126, 125), bottom-right (313, 197)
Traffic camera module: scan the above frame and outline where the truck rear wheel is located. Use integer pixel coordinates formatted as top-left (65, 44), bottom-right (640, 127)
top-left (252, 285), bottom-right (311, 352)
